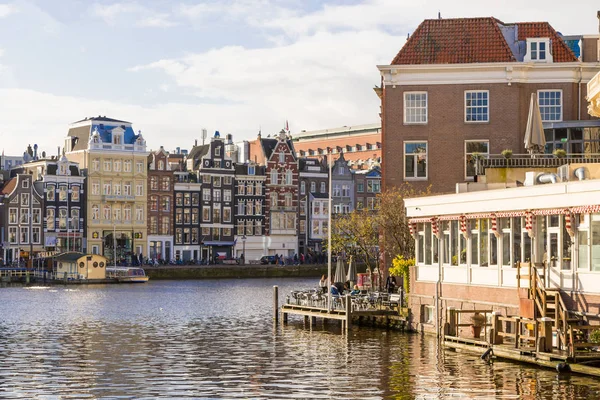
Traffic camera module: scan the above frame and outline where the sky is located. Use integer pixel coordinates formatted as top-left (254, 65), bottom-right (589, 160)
top-left (0, 0), bottom-right (599, 155)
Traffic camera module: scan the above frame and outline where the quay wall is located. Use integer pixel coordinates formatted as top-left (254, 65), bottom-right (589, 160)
top-left (146, 264), bottom-right (329, 280)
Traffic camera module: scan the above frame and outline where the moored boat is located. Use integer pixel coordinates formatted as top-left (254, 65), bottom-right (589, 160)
top-left (106, 266), bottom-right (149, 283)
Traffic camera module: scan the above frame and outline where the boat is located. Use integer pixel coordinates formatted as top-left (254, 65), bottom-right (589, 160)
top-left (105, 266), bottom-right (149, 283)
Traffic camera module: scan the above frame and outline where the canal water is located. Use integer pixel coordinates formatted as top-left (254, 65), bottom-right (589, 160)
top-left (1, 278), bottom-right (600, 399)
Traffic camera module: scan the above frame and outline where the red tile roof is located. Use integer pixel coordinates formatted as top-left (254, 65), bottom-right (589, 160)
top-left (391, 17), bottom-right (577, 65)
top-left (0, 178), bottom-right (16, 195)
top-left (392, 18), bottom-right (515, 65)
top-left (515, 22), bottom-right (578, 62)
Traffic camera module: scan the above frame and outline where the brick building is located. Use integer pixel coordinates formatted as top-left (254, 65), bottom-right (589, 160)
top-left (147, 147), bottom-right (173, 261)
top-left (233, 162), bottom-right (266, 261)
top-left (0, 174), bottom-right (44, 265)
top-left (354, 166), bottom-right (381, 211)
top-left (377, 17), bottom-right (600, 194)
top-left (298, 157), bottom-right (329, 255)
top-left (293, 123), bottom-right (381, 168)
top-left (17, 156), bottom-right (86, 255)
top-left (262, 131), bottom-right (299, 258)
top-left (173, 176), bottom-right (201, 262)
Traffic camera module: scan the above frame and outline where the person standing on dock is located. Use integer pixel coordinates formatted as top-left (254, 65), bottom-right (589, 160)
top-left (319, 275), bottom-right (327, 293)
top-left (386, 275), bottom-right (397, 294)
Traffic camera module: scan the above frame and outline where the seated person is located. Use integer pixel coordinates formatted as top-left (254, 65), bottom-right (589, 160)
top-left (330, 284), bottom-right (340, 296)
top-left (350, 285), bottom-right (360, 296)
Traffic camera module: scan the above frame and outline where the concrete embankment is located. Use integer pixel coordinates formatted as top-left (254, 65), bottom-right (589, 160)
top-left (146, 264), bottom-right (328, 280)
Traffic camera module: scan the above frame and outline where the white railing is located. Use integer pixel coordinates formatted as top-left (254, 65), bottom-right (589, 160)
top-left (476, 153), bottom-right (600, 174)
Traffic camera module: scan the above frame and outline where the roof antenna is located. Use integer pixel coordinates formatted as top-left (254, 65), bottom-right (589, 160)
top-left (438, 11), bottom-right (442, 19)
top-left (407, 32), bottom-right (410, 40)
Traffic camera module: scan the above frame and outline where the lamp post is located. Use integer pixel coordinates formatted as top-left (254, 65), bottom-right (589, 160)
top-left (241, 234), bottom-right (246, 265)
top-left (113, 224), bottom-right (117, 268)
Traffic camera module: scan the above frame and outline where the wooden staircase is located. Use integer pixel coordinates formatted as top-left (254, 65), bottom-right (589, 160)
top-left (527, 263), bottom-right (595, 360)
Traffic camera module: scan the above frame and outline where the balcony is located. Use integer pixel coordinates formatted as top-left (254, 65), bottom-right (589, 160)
top-left (102, 195), bottom-right (136, 202)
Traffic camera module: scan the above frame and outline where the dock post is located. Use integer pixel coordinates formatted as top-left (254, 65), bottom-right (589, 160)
top-left (273, 286), bottom-right (279, 322)
top-left (63, 272), bottom-right (68, 285)
top-left (538, 317), bottom-right (553, 353)
top-left (514, 318), bottom-right (520, 349)
top-left (25, 270), bottom-right (30, 284)
top-left (491, 312), bottom-right (503, 344)
top-left (283, 311), bottom-right (288, 324)
top-left (447, 307), bottom-right (456, 336)
top-left (345, 294), bottom-right (351, 332)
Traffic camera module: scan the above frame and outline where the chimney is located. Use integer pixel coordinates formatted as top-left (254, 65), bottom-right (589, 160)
top-left (195, 139), bottom-right (198, 146)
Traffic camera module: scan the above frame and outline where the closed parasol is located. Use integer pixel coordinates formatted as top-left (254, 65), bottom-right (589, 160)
top-left (524, 93), bottom-right (546, 157)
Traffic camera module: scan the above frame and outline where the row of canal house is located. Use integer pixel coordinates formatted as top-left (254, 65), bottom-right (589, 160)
top-left (0, 155), bottom-right (85, 265)
top-left (0, 117), bottom-right (382, 265)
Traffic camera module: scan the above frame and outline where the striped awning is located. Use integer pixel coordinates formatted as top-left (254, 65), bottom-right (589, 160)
top-left (571, 205), bottom-right (600, 214)
top-left (408, 205), bottom-right (600, 228)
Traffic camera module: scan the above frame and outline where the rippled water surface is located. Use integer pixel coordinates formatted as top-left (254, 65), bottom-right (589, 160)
top-left (1, 279), bottom-right (600, 399)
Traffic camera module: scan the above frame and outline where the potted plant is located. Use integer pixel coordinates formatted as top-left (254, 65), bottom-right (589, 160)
top-left (470, 311), bottom-right (485, 339)
top-left (501, 149), bottom-right (513, 159)
top-left (553, 149), bottom-right (567, 159)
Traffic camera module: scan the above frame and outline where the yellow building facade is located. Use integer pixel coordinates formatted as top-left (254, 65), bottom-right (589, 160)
top-left (65, 117), bottom-right (149, 263)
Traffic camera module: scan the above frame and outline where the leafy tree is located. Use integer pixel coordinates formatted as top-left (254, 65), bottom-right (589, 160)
top-left (326, 210), bottom-right (381, 273)
top-left (326, 183), bottom-right (430, 289)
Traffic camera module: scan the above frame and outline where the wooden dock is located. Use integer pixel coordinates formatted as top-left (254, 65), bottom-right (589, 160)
top-left (275, 286), bottom-right (405, 333)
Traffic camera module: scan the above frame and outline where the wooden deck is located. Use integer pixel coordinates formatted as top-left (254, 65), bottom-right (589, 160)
top-left (444, 335), bottom-right (600, 377)
top-left (280, 302), bottom-right (402, 332)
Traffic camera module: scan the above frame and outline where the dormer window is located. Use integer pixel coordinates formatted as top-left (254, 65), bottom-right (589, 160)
top-left (215, 146), bottom-right (221, 157)
top-left (248, 165), bottom-right (255, 175)
top-left (525, 38), bottom-right (552, 63)
top-left (279, 151), bottom-right (285, 163)
top-left (113, 132), bottom-right (122, 144)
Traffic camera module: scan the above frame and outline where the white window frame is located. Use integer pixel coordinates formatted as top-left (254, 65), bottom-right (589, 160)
top-left (537, 90), bottom-right (562, 122)
top-left (403, 141), bottom-right (428, 180)
top-left (464, 90), bottom-right (489, 123)
top-left (403, 91), bottom-right (428, 124)
top-left (525, 38), bottom-right (553, 63)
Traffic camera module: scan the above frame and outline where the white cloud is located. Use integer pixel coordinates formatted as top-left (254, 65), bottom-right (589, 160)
top-left (0, 3), bottom-right (16, 18)
top-left (130, 29), bottom-right (395, 135)
top-left (137, 14), bottom-right (177, 28)
top-left (91, 2), bottom-right (176, 27)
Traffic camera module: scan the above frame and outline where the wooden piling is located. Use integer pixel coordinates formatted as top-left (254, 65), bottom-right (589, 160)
top-left (345, 294), bottom-right (351, 332)
top-left (273, 286), bottom-right (279, 322)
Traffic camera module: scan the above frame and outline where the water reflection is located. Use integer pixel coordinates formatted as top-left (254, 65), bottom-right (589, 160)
top-left (1, 279), bottom-right (600, 398)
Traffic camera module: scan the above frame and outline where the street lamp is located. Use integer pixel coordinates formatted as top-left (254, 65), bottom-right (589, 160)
top-left (241, 234), bottom-right (246, 265)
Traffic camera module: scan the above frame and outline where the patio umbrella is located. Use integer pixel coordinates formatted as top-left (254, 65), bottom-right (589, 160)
top-left (524, 93), bottom-right (546, 157)
top-left (334, 257), bottom-right (346, 284)
top-left (346, 255), bottom-right (357, 285)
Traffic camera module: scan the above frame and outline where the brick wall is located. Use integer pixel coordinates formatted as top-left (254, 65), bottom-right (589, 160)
top-left (383, 82), bottom-right (591, 194)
